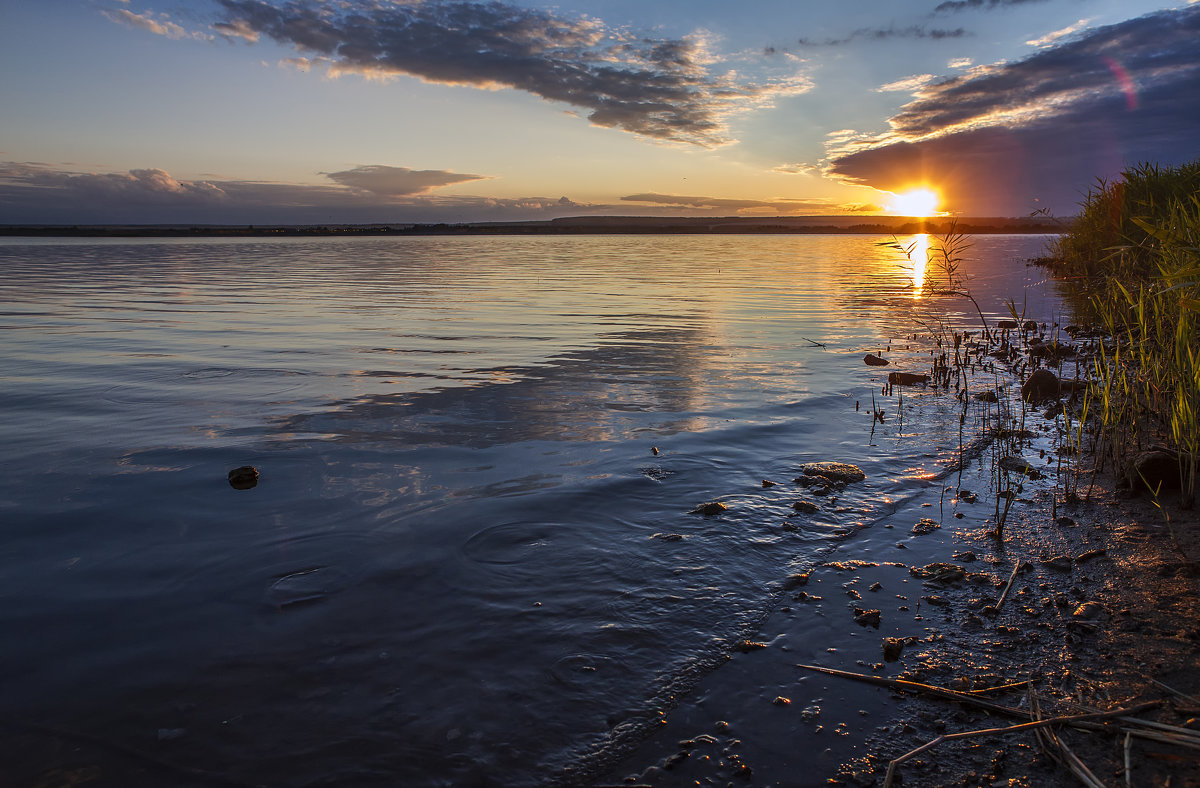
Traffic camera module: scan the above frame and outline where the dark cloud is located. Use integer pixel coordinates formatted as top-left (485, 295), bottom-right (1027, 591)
top-left (212, 0), bottom-right (807, 146)
top-left (620, 193), bottom-right (836, 213)
top-left (827, 6), bottom-right (1200, 215)
top-left (0, 162), bottom-right (598, 224)
top-left (932, 0), bottom-right (1052, 13)
top-left (323, 165), bottom-right (487, 196)
top-left (797, 26), bottom-right (969, 46)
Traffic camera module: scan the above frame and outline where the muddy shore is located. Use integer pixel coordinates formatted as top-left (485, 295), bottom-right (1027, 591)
top-left (596, 378), bottom-right (1200, 787)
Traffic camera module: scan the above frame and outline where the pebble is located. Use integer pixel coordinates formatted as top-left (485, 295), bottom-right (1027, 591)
top-left (691, 501), bottom-right (728, 516)
top-left (227, 465), bottom-right (259, 490)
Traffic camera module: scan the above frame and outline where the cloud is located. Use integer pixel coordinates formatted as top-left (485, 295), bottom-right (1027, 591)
top-left (620, 192), bottom-right (836, 214)
top-left (932, 0), bottom-right (1051, 13)
top-left (323, 165), bottom-right (488, 196)
top-left (1025, 18), bottom-right (1092, 48)
top-left (948, 57), bottom-right (974, 68)
top-left (210, 0), bottom-right (810, 146)
top-left (797, 26), bottom-right (969, 46)
top-left (876, 74), bottom-right (936, 93)
top-left (0, 162), bottom-right (575, 224)
top-left (102, 8), bottom-right (210, 41)
top-left (826, 6), bottom-right (1200, 215)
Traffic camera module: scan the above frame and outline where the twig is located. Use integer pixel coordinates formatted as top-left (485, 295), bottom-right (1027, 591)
top-left (969, 680), bottom-right (1036, 696)
top-left (1124, 732), bottom-right (1132, 788)
top-left (1031, 688), bottom-right (1109, 788)
top-left (801, 337), bottom-right (826, 348)
top-left (1151, 678), bottom-right (1200, 705)
top-left (1122, 729), bottom-right (1200, 752)
top-left (882, 704), bottom-right (1157, 788)
top-left (795, 663), bottom-right (1027, 718)
top-left (995, 559), bottom-right (1022, 611)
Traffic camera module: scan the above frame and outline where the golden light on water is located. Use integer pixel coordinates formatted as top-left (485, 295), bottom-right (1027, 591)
top-left (886, 188), bottom-right (940, 217)
top-left (909, 233), bottom-right (929, 295)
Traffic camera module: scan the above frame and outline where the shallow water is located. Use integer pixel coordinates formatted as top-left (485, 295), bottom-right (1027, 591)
top-left (0, 234), bottom-right (1063, 786)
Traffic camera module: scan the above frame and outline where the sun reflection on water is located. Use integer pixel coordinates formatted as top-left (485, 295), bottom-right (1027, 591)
top-left (909, 233), bottom-right (929, 296)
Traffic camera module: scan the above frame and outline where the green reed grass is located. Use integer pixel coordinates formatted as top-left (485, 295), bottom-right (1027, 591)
top-left (1050, 159), bottom-right (1200, 507)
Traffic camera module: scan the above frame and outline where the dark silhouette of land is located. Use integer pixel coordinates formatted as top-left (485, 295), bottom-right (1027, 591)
top-left (0, 215), bottom-right (1063, 237)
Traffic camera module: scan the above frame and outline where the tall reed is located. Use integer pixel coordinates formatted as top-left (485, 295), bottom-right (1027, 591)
top-left (1050, 160), bottom-right (1200, 507)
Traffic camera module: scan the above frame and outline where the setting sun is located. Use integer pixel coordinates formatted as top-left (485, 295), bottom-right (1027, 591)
top-left (886, 188), bottom-right (941, 217)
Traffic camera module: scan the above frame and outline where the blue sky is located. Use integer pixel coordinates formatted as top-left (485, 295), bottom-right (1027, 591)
top-left (1, 0), bottom-right (1197, 224)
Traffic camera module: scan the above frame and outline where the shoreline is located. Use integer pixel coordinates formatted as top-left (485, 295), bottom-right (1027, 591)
top-left (592, 323), bottom-right (1200, 787)
top-left (0, 216), bottom-right (1063, 238)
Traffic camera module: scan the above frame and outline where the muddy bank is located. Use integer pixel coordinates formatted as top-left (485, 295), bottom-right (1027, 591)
top-left (595, 455), bottom-right (1199, 787)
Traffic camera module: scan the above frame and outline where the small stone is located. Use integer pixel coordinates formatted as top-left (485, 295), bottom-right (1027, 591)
top-left (1043, 556), bottom-right (1073, 572)
top-left (782, 572), bottom-right (810, 589)
top-left (996, 319), bottom-right (1019, 330)
top-left (1076, 548), bottom-right (1106, 563)
top-left (1055, 516), bottom-right (1077, 527)
top-left (953, 551), bottom-right (977, 562)
top-left (227, 465), bottom-right (259, 490)
top-left (1072, 602), bottom-right (1107, 620)
top-left (972, 390), bottom-right (999, 403)
top-left (854, 608), bottom-right (882, 628)
top-left (912, 518), bottom-right (940, 535)
top-left (762, 479), bottom-right (777, 488)
top-left (772, 696), bottom-right (791, 706)
top-left (864, 353), bottom-right (890, 366)
top-left (798, 462), bottom-right (866, 484)
top-left (733, 640), bottom-right (768, 652)
top-left (882, 637), bottom-right (905, 661)
top-left (651, 446), bottom-right (659, 455)
top-left (922, 595), bottom-right (948, 607)
top-left (869, 581), bottom-right (882, 592)
top-left (692, 501), bottom-right (728, 516)
top-left (792, 499), bottom-right (819, 514)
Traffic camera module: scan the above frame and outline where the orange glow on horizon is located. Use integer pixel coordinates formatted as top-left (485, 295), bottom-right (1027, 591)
top-left (885, 188), bottom-right (941, 217)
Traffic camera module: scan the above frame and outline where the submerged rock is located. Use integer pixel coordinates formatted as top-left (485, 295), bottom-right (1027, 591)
top-left (792, 499), bottom-right (819, 514)
top-left (912, 518), bottom-right (940, 535)
top-left (999, 456), bottom-right (1043, 479)
top-left (853, 608), bottom-right (881, 628)
top-left (227, 465), bottom-right (259, 490)
top-left (888, 371), bottom-right (930, 386)
top-left (972, 390), bottom-right (999, 403)
top-left (691, 501), bottom-right (728, 516)
top-left (798, 462), bottom-right (866, 484)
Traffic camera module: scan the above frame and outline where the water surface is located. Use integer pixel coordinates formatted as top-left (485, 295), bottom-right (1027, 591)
top-left (0, 234), bottom-right (1061, 786)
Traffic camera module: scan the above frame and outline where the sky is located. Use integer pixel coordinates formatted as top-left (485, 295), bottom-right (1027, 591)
top-left (1, 0), bottom-right (1197, 224)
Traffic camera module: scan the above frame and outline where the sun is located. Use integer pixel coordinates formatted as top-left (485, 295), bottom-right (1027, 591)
top-left (886, 188), bottom-right (940, 217)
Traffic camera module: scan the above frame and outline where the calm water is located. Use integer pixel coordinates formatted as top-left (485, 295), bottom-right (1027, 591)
top-left (0, 234), bottom-right (1061, 786)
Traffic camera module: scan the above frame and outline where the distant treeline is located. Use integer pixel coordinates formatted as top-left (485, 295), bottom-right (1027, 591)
top-left (0, 216), bottom-right (1064, 238)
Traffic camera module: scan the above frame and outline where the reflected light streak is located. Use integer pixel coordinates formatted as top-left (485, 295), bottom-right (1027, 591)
top-left (909, 234), bottom-right (929, 296)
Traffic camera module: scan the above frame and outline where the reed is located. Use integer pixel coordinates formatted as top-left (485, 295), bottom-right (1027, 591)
top-left (1049, 160), bottom-right (1200, 507)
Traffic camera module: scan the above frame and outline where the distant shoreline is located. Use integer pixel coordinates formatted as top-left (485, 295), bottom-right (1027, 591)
top-left (0, 215), bottom-right (1064, 238)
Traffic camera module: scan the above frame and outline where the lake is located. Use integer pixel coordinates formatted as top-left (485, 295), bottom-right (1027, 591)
top-left (0, 233), bottom-right (1062, 787)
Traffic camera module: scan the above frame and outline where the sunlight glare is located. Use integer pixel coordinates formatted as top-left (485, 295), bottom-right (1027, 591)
top-left (909, 234), bottom-right (929, 296)
top-left (887, 189), bottom-right (940, 217)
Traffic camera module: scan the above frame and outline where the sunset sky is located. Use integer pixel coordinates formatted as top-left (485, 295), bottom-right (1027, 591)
top-left (2, 0), bottom-right (1197, 224)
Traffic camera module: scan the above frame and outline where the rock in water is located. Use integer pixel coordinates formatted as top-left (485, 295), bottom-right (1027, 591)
top-left (853, 608), bottom-right (881, 628)
top-left (798, 462), bottom-right (866, 484)
top-left (1020, 369), bottom-right (1059, 403)
top-left (888, 372), bottom-right (929, 386)
top-left (691, 501), bottom-right (728, 516)
top-left (792, 499), bottom-right (819, 514)
top-left (882, 637), bottom-right (905, 661)
top-left (228, 465), bottom-right (259, 490)
top-left (864, 353), bottom-right (890, 366)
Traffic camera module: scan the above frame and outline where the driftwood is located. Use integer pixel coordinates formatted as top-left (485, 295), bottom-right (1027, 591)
top-left (882, 703), bottom-right (1158, 788)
